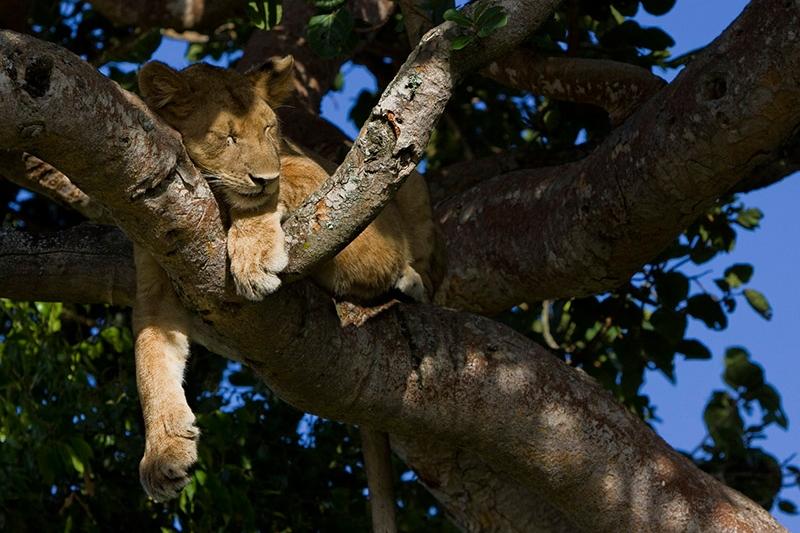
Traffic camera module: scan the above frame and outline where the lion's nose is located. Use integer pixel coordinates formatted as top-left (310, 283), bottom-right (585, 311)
top-left (249, 173), bottom-right (279, 187)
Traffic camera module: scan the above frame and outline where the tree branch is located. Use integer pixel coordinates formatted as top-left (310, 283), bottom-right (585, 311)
top-left (482, 51), bottom-right (666, 125)
top-left (0, 30), bottom-right (227, 313)
top-left (89, 0), bottom-right (246, 32)
top-left (434, 0), bottom-right (800, 313)
top-left (0, 1), bottom-right (796, 529)
top-left (397, 1), bottom-right (664, 125)
top-left (0, 151), bottom-right (113, 223)
top-left (0, 229), bottom-right (784, 531)
top-left (0, 224), bottom-right (134, 306)
top-left (281, 0), bottom-right (565, 276)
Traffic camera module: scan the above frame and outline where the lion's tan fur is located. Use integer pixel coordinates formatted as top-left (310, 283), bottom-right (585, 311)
top-left (130, 58), bottom-right (441, 500)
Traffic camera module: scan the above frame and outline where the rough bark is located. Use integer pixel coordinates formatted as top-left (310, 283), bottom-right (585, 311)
top-left (0, 30), bottom-right (227, 312)
top-left (0, 230), bottom-right (785, 532)
top-left (0, 0), bottom-right (797, 530)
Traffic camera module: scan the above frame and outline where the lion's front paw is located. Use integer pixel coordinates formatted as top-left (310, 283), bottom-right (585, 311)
top-left (230, 243), bottom-right (289, 301)
top-left (139, 419), bottom-right (200, 502)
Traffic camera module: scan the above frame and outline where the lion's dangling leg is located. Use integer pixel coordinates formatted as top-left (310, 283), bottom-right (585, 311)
top-left (132, 246), bottom-right (199, 502)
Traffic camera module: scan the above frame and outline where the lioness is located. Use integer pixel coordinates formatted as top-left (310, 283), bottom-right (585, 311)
top-left (133, 57), bottom-right (440, 501)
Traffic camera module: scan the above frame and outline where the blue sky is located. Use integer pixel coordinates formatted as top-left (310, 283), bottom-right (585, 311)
top-left (635, 2), bottom-right (799, 529)
top-left (148, 0), bottom-right (798, 527)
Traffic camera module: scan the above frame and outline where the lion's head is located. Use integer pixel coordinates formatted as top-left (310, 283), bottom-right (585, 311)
top-left (138, 56), bottom-right (294, 210)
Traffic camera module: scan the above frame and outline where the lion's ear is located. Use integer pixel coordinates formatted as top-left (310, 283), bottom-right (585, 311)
top-left (248, 55), bottom-right (295, 106)
top-left (138, 61), bottom-right (191, 117)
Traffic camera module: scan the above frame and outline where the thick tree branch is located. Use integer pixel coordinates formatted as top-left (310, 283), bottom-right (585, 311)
top-left (434, 0), bottom-right (800, 313)
top-left (0, 225), bottom-right (134, 306)
top-left (0, 30), bottom-right (227, 313)
top-left (281, 0), bottom-right (564, 276)
top-left (392, 436), bottom-right (578, 532)
top-left (0, 229), bottom-right (784, 531)
top-left (0, 151), bottom-right (113, 223)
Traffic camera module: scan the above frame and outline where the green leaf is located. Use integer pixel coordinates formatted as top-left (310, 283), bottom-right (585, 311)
top-left (723, 347), bottom-right (764, 391)
top-left (650, 308), bottom-right (687, 343)
top-left (748, 384), bottom-right (788, 429)
top-left (743, 289), bottom-right (773, 320)
top-left (686, 294), bottom-right (728, 330)
top-left (639, 27), bottom-right (675, 50)
top-left (451, 35), bottom-right (475, 50)
top-left (608, 5), bottom-right (626, 24)
top-left (442, 8), bottom-right (472, 27)
top-left (475, 6), bottom-right (508, 38)
top-left (703, 391), bottom-right (745, 455)
top-left (676, 339), bottom-right (712, 360)
top-left (247, 0), bottom-right (283, 31)
top-left (723, 263), bottom-right (753, 288)
top-left (331, 71), bottom-right (345, 92)
top-left (736, 207), bottom-right (763, 229)
top-left (655, 272), bottom-right (689, 308)
top-left (307, 9), bottom-right (356, 58)
top-left (313, 0), bottom-right (346, 9)
top-left (641, 0), bottom-right (677, 16)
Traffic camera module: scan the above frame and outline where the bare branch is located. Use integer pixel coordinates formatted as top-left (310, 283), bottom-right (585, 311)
top-left (361, 428), bottom-right (397, 533)
top-left (0, 151), bottom-right (113, 223)
top-left (281, 0), bottom-right (564, 276)
top-left (482, 51), bottom-right (666, 124)
top-left (397, 1), bottom-right (664, 124)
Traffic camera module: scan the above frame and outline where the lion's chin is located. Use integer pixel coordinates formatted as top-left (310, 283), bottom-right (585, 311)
top-left (225, 189), bottom-right (278, 212)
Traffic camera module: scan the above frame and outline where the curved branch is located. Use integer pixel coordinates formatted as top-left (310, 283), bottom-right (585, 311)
top-left (397, 1), bottom-right (664, 125)
top-left (434, 0), bottom-right (800, 312)
top-left (0, 30), bottom-right (227, 313)
top-left (482, 51), bottom-right (666, 125)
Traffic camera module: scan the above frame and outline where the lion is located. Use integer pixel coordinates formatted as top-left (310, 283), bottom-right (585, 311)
top-left (132, 56), bottom-right (442, 501)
